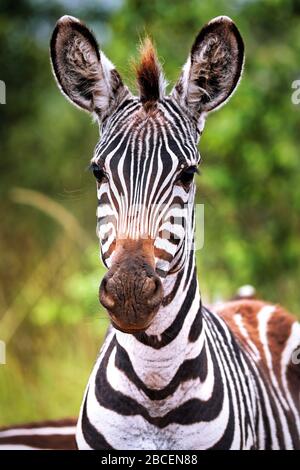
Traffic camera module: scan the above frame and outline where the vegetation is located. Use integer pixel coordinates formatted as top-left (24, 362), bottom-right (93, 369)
top-left (0, 0), bottom-right (300, 425)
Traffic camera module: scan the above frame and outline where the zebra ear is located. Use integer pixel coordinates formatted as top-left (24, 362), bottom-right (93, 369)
top-left (50, 16), bottom-right (130, 119)
top-left (172, 16), bottom-right (244, 118)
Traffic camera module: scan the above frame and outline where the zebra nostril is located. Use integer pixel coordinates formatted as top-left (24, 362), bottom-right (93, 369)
top-left (143, 277), bottom-right (156, 295)
top-left (146, 276), bottom-right (163, 309)
top-left (143, 276), bottom-right (157, 295)
top-left (99, 276), bottom-right (115, 310)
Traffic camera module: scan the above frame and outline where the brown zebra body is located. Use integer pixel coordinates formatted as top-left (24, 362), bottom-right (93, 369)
top-left (0, 419), bottom-right (77, 450)
top-left (217, 300), bottom-right (300, 411)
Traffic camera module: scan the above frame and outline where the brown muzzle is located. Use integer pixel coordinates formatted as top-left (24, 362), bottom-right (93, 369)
top-left (99, 239), bottom-right (163, 333)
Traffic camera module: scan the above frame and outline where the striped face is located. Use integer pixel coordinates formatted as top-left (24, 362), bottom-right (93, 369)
top-left (50, 15), bottom-right (244, 331)
top-left (92, 98), bottom-right (200, 278)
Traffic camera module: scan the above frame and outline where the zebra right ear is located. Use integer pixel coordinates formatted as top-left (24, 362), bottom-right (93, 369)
top-left (50, 16), bottom-right (130, 119)
top-left (171, 16), bottom-right (244, 124)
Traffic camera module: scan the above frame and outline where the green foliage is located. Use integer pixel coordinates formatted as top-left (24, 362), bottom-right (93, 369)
top-left (0, 0), bottom-right (300, 424)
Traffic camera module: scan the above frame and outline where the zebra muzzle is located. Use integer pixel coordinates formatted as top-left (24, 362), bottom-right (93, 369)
top-left (98, 240), bottom-right (163, 333)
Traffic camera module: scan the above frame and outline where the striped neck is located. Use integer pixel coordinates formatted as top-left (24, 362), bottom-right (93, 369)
top-left (113, 248), bottom-right (202, 390)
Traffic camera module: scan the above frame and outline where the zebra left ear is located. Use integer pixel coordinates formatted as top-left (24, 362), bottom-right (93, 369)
top-left (50, 16), bottom-right (130, 119)
top-left (172, 16), bottom-right (244, 119)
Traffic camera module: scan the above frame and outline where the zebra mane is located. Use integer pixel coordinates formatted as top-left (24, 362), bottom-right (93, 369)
top-left (135, 37), bottom-right (167, 110)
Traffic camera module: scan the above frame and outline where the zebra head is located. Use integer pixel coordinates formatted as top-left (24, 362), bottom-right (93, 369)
top-left (50, 15), bottom-right (244, 333)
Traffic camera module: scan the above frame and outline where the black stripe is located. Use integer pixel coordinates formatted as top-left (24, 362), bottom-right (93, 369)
top-left (81, 392), bottom-right (113, 450)
top-left (95, 337), bottom-right (225, 428)
top-left (114, 336), bottom-right (207, 401)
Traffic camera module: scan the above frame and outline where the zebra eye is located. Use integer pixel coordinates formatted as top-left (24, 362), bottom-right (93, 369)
top-left (90, 162), bottom-right (106, 183)
top-left (177, 166), bottom-right (198, 187)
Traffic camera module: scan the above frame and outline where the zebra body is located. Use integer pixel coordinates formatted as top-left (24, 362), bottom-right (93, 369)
top-left (76, 262), bottom-right (300, 450)
top-left (1, 15), bottom-right (299, 451)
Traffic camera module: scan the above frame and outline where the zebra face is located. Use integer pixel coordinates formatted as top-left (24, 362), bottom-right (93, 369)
top-left (93, 99), bottom-right (200, 274)
top-left (50, 15), bottom-right (244, 332)
top-left (93, 101), bottom-right (199, 331)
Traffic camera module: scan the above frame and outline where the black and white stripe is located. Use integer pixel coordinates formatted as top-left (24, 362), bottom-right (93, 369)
top-left (76, 242), bottom-right (300, 449)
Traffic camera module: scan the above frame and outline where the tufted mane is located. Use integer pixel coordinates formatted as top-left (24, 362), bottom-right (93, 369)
top-left (135, 37), bottom-right (166, 109)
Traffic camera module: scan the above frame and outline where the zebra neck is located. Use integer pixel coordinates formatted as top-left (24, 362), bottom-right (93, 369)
top-left (113, 249), bottom-right (202, 390)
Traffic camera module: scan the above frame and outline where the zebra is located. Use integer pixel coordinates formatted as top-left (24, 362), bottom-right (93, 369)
top-left (1, 15), bottom-right (300, 450)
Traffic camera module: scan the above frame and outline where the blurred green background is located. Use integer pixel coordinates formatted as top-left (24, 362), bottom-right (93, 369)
top-left (0, 0), bottom-right (300, 426)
